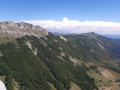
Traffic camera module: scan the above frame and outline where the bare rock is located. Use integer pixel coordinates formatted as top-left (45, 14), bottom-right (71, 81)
top-left (0, 21), bottom-right (49, 43)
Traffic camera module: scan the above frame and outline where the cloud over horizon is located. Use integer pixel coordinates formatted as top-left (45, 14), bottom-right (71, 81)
top-left (24, 17), bottom-right (120, 34)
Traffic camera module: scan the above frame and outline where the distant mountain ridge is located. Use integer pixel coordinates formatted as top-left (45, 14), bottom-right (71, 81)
top-left (54, 32), bottom-right (120, 39)
top-left (102, 34), bottom-right (120, 39)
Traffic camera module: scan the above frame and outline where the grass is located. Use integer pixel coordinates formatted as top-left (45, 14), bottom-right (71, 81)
top-left (87, 69), bottom-right (112, 87)
top-left (13, 79), bottom-right (20, 90)
top-left (0, 75), bottom-right (6, 83)
top-left (109, 69), bottom-right (120, 80)
top-left (47, 81), bottom-right (57, 90)
top-left (70, 82), bottom-right (81, 90)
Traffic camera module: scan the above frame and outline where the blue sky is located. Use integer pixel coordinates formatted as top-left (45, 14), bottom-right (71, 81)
top-left (0, 0), bottom-right (120, 22)
top-left (0, 0), bottom-right (120, 34)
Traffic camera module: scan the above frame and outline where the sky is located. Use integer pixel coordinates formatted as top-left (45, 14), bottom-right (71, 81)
top-left (0, 0), bottom-right (120, 34)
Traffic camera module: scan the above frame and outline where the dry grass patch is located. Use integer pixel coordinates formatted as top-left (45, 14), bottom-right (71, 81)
top-left (47, 81), bottom-right (57, 90)
top-left (108, 69), bottom-right (120, 80)
top-left (87, 69), bottom-right (112, 87)
top-left (101, 70), bottom-right (116, 80)
top-left (70, 82), bottom-right (81, 90)
top-left (0, 76), bottom-right (5, 83)
top-left (13, 79), bottom-right (20, 90)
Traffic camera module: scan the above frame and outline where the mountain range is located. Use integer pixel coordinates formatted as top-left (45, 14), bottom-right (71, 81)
top-left (0, 21), bottom-right (120, 90)
top-left (103, 35), bottom-right (120, 39)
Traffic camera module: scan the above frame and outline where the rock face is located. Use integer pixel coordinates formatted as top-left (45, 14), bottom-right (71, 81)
top-left (0, 21), bottom-right (48, 43)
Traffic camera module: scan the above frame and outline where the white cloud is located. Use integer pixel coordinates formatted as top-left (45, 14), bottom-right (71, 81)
top-left (24, 17), bottom-right (120, 34)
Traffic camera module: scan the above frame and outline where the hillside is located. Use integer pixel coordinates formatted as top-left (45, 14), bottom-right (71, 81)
top-left (0, 22), bottom-right (120, 90)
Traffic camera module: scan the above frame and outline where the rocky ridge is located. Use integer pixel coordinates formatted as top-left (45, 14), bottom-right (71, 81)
top-left (0, 21), bottom-right (48, 43)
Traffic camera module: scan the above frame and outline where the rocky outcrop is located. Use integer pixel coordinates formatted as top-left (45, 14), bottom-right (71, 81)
top-left (0, 21), bottom-right (48, 43)
top-left (15, 22), bottom-right (44, 30)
